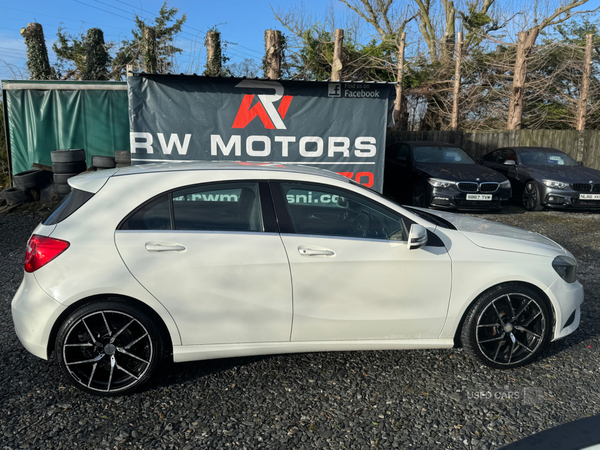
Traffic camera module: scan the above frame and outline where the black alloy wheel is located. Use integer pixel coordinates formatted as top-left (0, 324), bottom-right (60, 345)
top-left (461, 284), bottom-right (551, 369)
top-left (56, 301), bottom-right (164, 395)
top-left (523, 181), bottom-right (543, 211)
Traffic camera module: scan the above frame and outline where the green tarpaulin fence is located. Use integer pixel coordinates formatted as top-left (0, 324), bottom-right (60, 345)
top-left (2, 80), bottom-right (129, 176)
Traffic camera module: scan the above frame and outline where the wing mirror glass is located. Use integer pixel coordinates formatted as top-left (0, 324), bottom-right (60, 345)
top-left (503, 160), bottom-right (517, 166)
top-left (408, 224), bottom-right (428, 250)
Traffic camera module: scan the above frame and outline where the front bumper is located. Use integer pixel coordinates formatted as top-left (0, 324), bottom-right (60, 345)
top-left (11, 272), bottom-right (66, 360)
top-left (426, 185), bottom-right (512, 211)
top-left (541, 187), bottom-right (600, 209)
top-left (545, 277), bottom-right (584, 341)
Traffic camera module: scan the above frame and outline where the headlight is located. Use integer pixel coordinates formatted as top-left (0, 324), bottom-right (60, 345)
top-left (552, 256), bottom-right (577, 283)
top-left (543, 179), bottom-right (568, 189)
top-left (428, 178), bottom-right (455, 188)
top-left (499, 180), bottom-right (511, 189)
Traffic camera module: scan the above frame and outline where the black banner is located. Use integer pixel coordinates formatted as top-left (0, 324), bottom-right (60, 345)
top-left (128, 74), bottom-right (395, 192)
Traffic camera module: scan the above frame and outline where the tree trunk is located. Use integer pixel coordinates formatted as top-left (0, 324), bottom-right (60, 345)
top-left (576, 34), bottom-right (593, 132)
top-left (142, 27), bottom-right (158, 74)
top-left (331, 29), bottom-right (344, 81)
top-left (440, 1), bottom-right (456, 70)
top-left (20, 23), bottom-right (54, 80)
top-left (205, 31), bottom-right (222, 77)
top-left (393, 33), bottom-right (406, 131)
top-left (507, 29), bottom-right (539, 130)
top-left (83, 28), bottom-right (110, 80)
top-left (264, 30), bottom-right (282, 79)
top-left (451, 32), bottom-right (463, 131)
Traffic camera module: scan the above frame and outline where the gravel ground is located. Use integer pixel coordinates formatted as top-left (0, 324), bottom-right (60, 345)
top-left (1, 204), bottom-right (600, 450)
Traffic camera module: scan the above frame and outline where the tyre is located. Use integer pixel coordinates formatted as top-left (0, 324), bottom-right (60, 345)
top-left (4, 187), bottom-right (28, 205)
top-left (51, 149), bottom-right (86, 163)
top-left (522, 180), bottom-right (543, 211)
top-left (55, 301), bottom-right (164, 396)
top-left (114, 150), bottom-right (131, 164)
top-left (92, 155), bottom-right (116, 169)
top-left (53, 172), bottom-right (80, 184)
top-left (411, 182), bottom-right (426, 207)
top-left (13, 169), bottom-right (50, 190)
top-left (461, 283), bottom-right (551, 369)
top-left (52, 161), bottom-right (87, 174)
top-left (55, 183), bottom-right (72, 196)
top-left (116, 163), bottom-right (131, 168)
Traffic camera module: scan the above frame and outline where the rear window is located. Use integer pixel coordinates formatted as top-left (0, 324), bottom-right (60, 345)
top-left (44, 189), bottom-right (94, 225)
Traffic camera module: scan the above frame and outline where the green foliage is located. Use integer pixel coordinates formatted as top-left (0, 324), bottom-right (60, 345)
top-left (113, 1), bottom-right (186, 79)
top-left (83, 29), bottom-right (110, 80)
top-left (20, 23), bottom-right (55, 80)
top-left (53, 27), bottom-right (112, 80)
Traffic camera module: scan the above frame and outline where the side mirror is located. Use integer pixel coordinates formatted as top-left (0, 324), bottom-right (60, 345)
top-left (503, 160), bottom-right (517, 166)
top-left (408, 224), bottom-right (428, 250)
top-left (577, 161), bottom-right (584, 166)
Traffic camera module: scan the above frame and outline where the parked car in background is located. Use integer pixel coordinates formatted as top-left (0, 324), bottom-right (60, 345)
top-left (12, 162), bottom-right (582, 395)
top-left (384, 141), bottom-right (511, 211)
top-left (479, 147), bottom-right (600, 211)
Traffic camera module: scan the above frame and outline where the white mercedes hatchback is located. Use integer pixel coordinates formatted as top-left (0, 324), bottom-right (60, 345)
top-left (12, 162), bottom-right (583, 395)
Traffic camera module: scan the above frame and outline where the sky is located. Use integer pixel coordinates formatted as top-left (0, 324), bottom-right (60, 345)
top-left (1, 0), bottom-right (600, 83)
top-left (0, 0), bottom-right (345, 82)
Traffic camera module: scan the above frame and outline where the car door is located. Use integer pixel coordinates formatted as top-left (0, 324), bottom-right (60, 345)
top-left (115, 181), bottom-right (293, 345)
top-left (270, 181), bottom-right (452, 342)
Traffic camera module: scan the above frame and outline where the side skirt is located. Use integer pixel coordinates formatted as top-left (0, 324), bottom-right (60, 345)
top-left (172, 339), bottom-right (455, 363)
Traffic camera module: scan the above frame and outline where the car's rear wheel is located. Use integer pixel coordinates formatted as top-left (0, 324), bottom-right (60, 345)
top-left (523, 181), bottom-right (543, 211)
top-left (56, 301), bottom-right (164, 396)
top-left (461, 284), bottom-right (551, 369)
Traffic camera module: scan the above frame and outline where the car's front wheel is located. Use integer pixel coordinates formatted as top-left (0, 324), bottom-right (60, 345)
top-left (56, 300), bottom-right (164, 396)
top-left (523, 181), bottom-right (543, 211)
top-left (461, 284), bottom-right (551, 369)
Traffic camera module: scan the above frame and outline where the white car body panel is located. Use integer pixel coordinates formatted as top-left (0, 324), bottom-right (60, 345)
top-left (115, 230), bottom-right (293, 345)
top-left (280, 234), bottom-right (451, 340)
top-left (11, 162), bottom-right (584, 369)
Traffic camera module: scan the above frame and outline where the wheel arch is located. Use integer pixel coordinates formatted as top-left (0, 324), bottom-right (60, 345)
top-left (452, 280), bottom-right (556, 348)
top-left (47, 294), bottom-right (174, 361)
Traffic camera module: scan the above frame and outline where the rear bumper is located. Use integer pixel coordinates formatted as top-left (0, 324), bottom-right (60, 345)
top-left (11, 273), bottom-right (66, 360)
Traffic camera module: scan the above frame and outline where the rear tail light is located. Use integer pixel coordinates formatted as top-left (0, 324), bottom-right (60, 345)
top-left (24, 235), bottom-right (70, 273)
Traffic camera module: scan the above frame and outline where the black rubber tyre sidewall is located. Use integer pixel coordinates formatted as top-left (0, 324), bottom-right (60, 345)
top-left (51, 149), bottom-right (86, 163)
top-left (13, 169), bottom-right (49, 190)
top-left (92, 155), bottom-right (116, 169)
top-left (411, 182), bottom-right (426, 207)
top-left (55, 300), bottom-right (164, 396)
top-left (4, 187), bottom-right (28, 205)
top-left (53, 173), bottom-right (80, 184)
top-left (114, 150), bottom-right (131, 163)
top-left (55, 183), bottom-right (72, 195)
top-left (460, 283), bottom-right (551, 369)
top-left (52, 161), bottom-right (87, 174)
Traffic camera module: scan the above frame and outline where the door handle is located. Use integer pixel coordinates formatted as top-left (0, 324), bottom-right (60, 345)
top-left (145, 242), bottom-right (187, 252)
top-left (298, 247), bottom-right (335, 257)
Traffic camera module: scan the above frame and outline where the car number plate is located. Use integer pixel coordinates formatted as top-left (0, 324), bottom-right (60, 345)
top-left (466, 194), bottom-right (493, 201)
top-left (580, 193), bottom-right (600, 200)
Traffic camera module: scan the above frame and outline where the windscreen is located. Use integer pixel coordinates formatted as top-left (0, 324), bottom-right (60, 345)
top-left (520, 150), bottom-right (577, 166)
top-left (413, 146), bottom-right (476, 164)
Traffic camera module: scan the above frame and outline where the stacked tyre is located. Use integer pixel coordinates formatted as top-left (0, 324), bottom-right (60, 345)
top-left (114, 150), bottom-right (131, 168)
top-left (4, 169), bottom-right (52, 205)
top-left (92, 155), bottom-right (116, 170)
top-left (52, 149), bottom-right (87, 196)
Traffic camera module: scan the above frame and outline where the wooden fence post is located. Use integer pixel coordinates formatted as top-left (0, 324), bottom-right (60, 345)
top-left (331, 29), bottom-right (344, 81)
top-left (451, 32), bottom-right (463, 131)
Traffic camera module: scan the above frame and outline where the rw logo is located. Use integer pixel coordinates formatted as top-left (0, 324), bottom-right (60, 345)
top-left (232, 80), bottom-right (292, 130)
